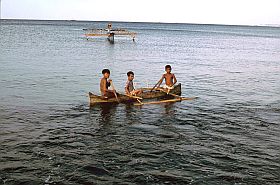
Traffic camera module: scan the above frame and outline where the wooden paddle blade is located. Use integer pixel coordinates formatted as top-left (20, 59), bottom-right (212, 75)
top-left (150, 79), bottom-right (162, 92)
top-left (136, 99), bottom-right (143, 105)
top-left (113, 91), bottom-right (119, 103)
top-left (110, 81), bottom-right (120, 103)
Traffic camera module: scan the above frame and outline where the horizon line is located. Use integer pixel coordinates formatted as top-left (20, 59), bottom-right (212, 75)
top-left (1, 18), bottom-right (280, 28)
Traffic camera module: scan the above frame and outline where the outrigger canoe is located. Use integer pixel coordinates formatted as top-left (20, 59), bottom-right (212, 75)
top-left (89, 83), bottom-right (182, 105)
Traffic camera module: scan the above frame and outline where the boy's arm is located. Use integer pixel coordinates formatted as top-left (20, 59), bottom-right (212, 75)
top-left (173, 74), bottom-right (177, 85)
top-left (125, 82), bottom-right (130, 94)
top-left (100, 79), bottom-right (107, 95)
top-left (156, 75), bottom-right (165, 88)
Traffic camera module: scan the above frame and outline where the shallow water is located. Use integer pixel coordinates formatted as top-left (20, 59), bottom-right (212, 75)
top-left (0, 20), bottom-right (280, 184)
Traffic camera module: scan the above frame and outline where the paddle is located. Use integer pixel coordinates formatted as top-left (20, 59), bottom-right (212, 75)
top-left (126, 81), bottom-right (143, 105)
top-left (136, 98), bottom-right (143, 105)
top-left (110, 81), bottom-right (119, 103)
top-left (124, 93), bottom-right (143, 105)
top-left (150, 79), bottom-right (162, 92)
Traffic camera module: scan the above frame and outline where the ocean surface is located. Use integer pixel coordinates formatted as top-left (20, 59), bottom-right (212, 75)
top-left (0, 19), bottom-right (280, 185)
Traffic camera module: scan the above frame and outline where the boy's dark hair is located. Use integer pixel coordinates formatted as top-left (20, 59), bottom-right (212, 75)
top-left (165, 65), bottom-right (171, 69)
top-left (102, 69), bottom-right (110, 74)
top-left (127, 71), bottom-right (134, 76)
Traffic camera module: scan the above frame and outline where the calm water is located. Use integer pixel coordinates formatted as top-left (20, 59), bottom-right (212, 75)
top-left (0, 19), bottom-right (280, 185)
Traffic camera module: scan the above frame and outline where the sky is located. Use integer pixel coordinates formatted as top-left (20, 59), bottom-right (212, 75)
top-left (1, 0), bottom-right (280, 25)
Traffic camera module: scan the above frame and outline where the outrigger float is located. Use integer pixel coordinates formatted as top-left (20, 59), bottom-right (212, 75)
top-left (88, 83), bottom-right (197, 106)
top-left (84, 23), bottom-right (136, 43)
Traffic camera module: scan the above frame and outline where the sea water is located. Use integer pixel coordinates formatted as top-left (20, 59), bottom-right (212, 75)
top-left (0, 19), bottom-right (280, 184)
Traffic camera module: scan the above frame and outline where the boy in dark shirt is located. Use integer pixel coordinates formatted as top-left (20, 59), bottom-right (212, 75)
top-left (125, 71), bottom-right (142, 96)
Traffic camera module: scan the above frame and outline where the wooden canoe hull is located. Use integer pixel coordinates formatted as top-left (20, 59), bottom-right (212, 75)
top-left (140, 83), bottom-right (181, 99)
top-left (89, 93), bottom-right (136, 104)
top-left (89, 83), bottom-right (181, 105)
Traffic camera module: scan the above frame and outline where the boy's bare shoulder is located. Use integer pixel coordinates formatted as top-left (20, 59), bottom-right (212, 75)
top-left (165, 73), bottom-right (174, 77)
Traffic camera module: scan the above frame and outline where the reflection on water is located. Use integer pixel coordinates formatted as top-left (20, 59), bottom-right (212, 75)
top-left (90, 103), bottom-right (118, 123)
top-left (163, 102), bottom-right (177, 115)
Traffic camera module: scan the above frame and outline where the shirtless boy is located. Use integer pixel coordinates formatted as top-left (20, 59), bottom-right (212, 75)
top-left (100, 69), bottom-right (116, 98)
top-left (157, 65), bottom-right (177, 94)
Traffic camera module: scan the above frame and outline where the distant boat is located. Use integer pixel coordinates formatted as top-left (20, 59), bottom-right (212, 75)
top-left (84, 23), bottom-right (136, 43)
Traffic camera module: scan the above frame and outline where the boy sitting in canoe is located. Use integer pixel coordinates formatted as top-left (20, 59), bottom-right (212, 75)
top-left (100, 69), bottom-right (117, 98)
top-left (156, 65), bottom-right (177, 94)
top-left (125, 71), bottom-right (142, 96)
